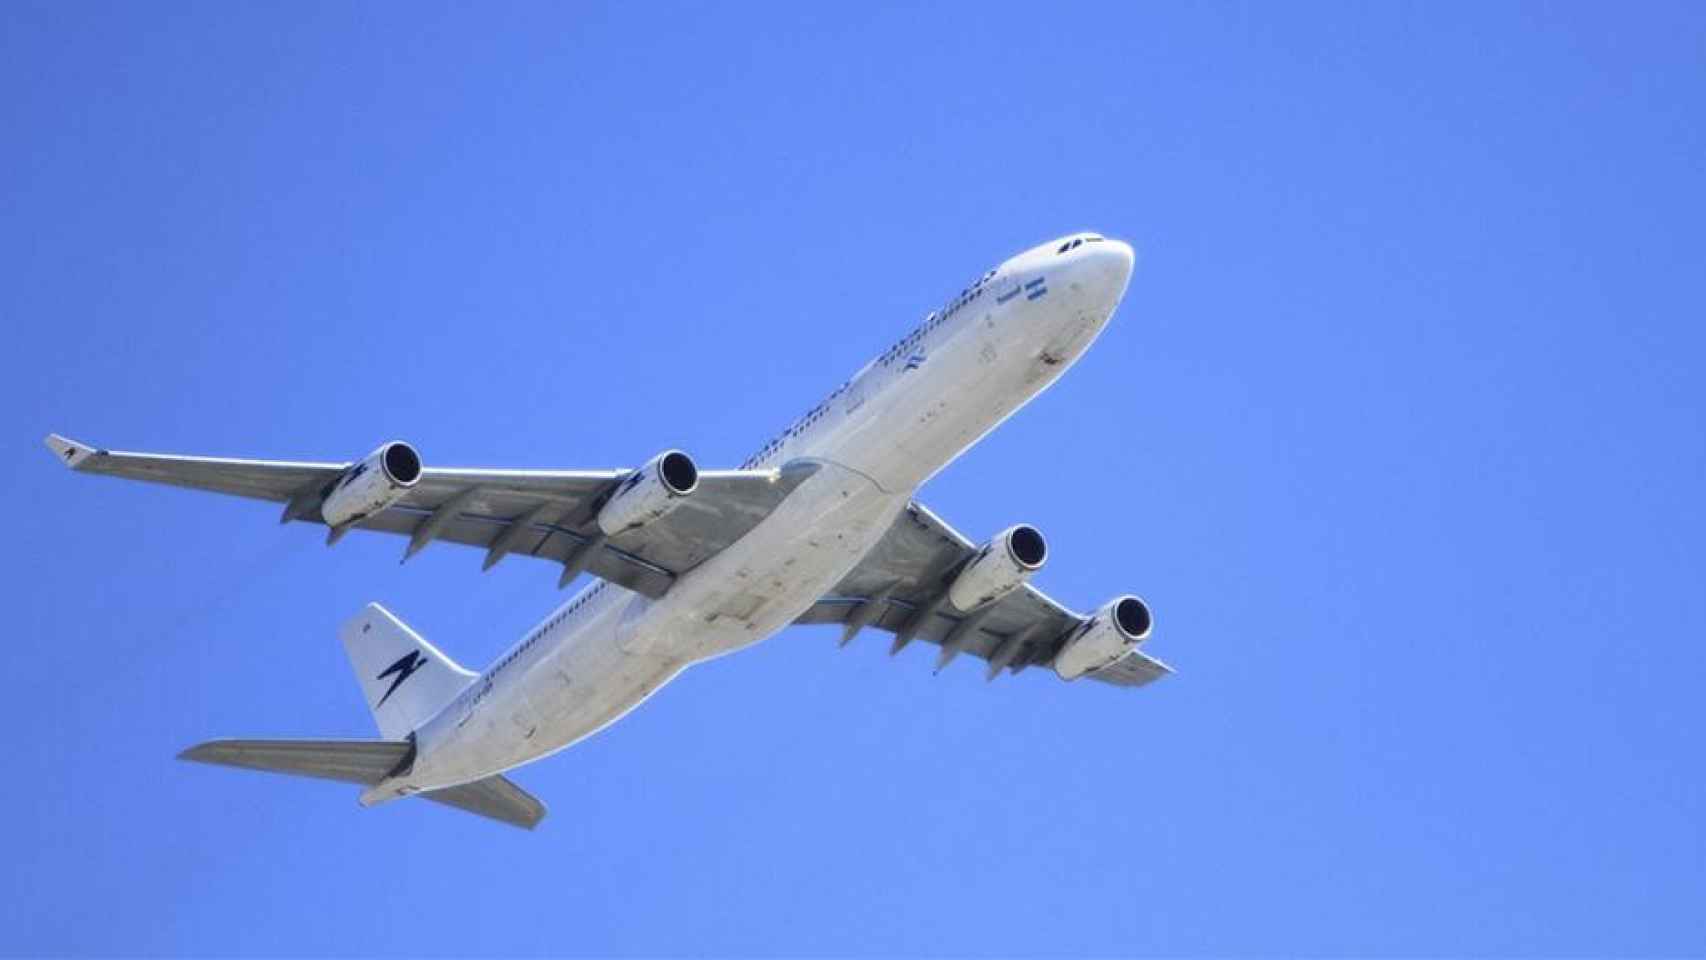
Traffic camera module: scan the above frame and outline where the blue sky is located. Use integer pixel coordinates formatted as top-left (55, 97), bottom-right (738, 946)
top-left (4, 2), bottom-right (1704, 955)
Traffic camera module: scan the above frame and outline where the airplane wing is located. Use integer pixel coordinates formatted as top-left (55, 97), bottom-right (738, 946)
top-left (794, 501), bottom-right (1170, 687)
top-left (44, 434), bottom-right (815, 598)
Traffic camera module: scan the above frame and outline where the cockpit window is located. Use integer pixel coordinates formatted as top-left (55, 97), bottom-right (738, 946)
top-left (1057, 237), bottom-right (1085, 254)
top-left (1058, 234), bottom-right (1106, 254)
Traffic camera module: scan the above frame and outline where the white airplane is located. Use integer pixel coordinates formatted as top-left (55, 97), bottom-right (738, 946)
top-left (46, 232), bottom-right (1168, 829)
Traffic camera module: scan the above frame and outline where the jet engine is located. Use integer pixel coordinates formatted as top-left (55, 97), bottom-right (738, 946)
top-left (596, 450), bottom-right (700, 536)
top-left (1053, 595), bottom-right (1153, 680)
top-left (947, 524), bottom-right (1048, 611)
top-left (320, 441), bottom-right (422, 528)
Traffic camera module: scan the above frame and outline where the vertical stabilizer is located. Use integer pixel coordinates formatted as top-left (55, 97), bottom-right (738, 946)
top-left (341, 603), bottom-right (475, 739)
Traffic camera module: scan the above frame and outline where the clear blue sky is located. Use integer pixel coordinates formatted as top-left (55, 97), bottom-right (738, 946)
top-left (4, 2), bottom-right (1703, 955)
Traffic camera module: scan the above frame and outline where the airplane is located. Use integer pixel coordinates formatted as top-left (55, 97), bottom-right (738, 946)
top-left (45, 231), bottom-right (1168, 830)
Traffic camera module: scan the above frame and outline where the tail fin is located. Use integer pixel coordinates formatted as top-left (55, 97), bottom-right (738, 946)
top-left (180, 739), bottom-right (547, 829)
top-left (341, 603), bottom-right (475, 739)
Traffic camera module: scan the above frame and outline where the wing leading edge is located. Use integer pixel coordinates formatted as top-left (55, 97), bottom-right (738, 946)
top-left (795, 500), bottom-right (1170, 687)
top-left (44, 434), bottom-right (814, 597)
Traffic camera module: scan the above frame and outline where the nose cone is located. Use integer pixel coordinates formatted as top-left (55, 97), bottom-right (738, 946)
top-left (1084, 238), bottom-right (1135, 298)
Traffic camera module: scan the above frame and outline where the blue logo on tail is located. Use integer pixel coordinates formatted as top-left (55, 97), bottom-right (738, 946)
top-left (375, 650), bottom-right (429, 707)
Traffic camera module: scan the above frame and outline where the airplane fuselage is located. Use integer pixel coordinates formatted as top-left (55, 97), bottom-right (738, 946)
top-left (380, 234), bottom-right (1136, 798)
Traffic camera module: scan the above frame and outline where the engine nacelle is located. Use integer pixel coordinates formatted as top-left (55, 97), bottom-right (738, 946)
top-left (1053, 595), bottom-right (1154, 681)
top-left (947, 524), bottom-right (1048, 611)
top-left (320, 441), bottom-right (422, 528)
top-left (596, 450), bottom-right (699, 536)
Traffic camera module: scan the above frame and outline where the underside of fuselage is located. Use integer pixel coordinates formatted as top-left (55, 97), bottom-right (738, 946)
top-left (379, 234), bottom-right (1139, 797)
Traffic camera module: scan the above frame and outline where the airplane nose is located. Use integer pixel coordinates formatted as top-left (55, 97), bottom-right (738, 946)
top-left (1079, 238), bottom-right (1135, 300)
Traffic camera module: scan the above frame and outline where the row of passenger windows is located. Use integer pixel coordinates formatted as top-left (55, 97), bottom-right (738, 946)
top-left (741, 390), bottom-right (839, 468)
top-left (743, 366), bottom-right (862, 469)
top-left (880, 268), bottom-right (997, 365)
top-left (494, 581), bottom-right (608, 674)
top-left (740, 266), bottom-right (998, 466)
top-left (880, 314), bottom-right (936, 365)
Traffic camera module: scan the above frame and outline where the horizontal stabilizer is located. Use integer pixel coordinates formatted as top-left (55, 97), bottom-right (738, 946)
top-left (423, 775), bottom-right (548, 830)
top-left (180, 739), bottom-right (547, 829)
top-left (179, 738), bottom-right (410, 785)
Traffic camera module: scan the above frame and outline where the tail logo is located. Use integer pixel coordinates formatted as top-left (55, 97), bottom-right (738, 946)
top-left (375, 650), bottom-right (429, 707)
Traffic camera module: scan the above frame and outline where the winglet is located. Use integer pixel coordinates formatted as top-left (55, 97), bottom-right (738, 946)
top-left (44, 434), bottom-right (98, 470)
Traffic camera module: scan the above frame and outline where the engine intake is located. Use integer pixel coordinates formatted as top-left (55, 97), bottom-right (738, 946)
top-left (947, 523), bottom-right (1048, 611)
top-left (596, 450), bottom-right (700, 536)
top-left (1053, 595), bottom-right (1153, 681)
top-left (320, 441), bottom-right (422, 528)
